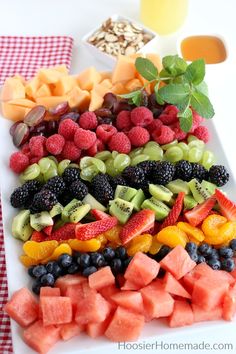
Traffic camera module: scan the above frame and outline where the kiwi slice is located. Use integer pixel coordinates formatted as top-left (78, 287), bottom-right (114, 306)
top-left (166, 196), bottom-right (176, 207)
top-left (131, 189), bottom-right (145, 211)
top-left (184, 195), bottom-right (198, 210)
top-left (166, 179), bottom-right (190, 195)
top-left (149, 184), bottom-right (173, 202)
top-left (109, 198), bottom-right (133, 224)
top-left (69, 204), bottom-right (91, 223)
top-left (141, 197), bottom-right (170, 221)
top-left (50, 203), bottom-right (64, 218)
top-left (82, 193), bottom-right (106, 212)
top-left (12, 209), bottom-right (33, 241)
top-left (115, 185), bottom-right (137, 202)
top-left (188, 179), bottom-right (211, 204)
top-left (62, 199), bottom-right (83, 222)
top-left (53, 219), bottom-right (66, 230)
top-left (201, 180), bottom-right (217, 195)
top-left (30, 211), bottom-right (53, 232)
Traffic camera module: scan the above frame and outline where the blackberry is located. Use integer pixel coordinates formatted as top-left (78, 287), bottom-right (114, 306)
top-left (23, 180), bottom-right (42, 194)
top-left (62, 167), bottom-right (81, 185)
top-left (91, 174), bottom-right (114, 205)
top-left (122, 166), bottom-right (145, 187)
top-left (109, 175), bottom-right (127, 190)
top-left (30, 189), bottom-right (58, 213)
top-left (43, 176), bottom-right (66, 196)
top-left (10, 186), bottom-right (30, 208)
top-left (134, 179), bottom-right (150, 196)
top-left (209, 165), bottom-right (229, 187)
top-left (191, 163), bottom-right (208, 182)
top-left (175, 160), bottom-right (193, 181)
top-left (151, 161), bottom-right (175, 185)
top-left (137, 160), bottom-right (156, 177)
top-left (58, 191), bottom-right (74, 206)
top-left (69, 180), bottom-right (88, 200)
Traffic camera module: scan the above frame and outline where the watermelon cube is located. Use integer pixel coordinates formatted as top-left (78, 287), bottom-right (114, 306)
top-left (99, 284), bottom-right (120, 303)
top-left (140, 286), bottom-right (174, 319)
top-left (87, 314), bottom-right (113, 338)
top-left (60, 322), bottom-right (83, 341)
top-left (163, 272), bottom-right (191, 299)
top-left (110, 291), bottom-right (143, 313)
top-left (182, 272), bottom-right (197, 294)
top-left (193, 264), bottom-right (235, 285)
top-left (75, 292), bottom-right (111, 325)
top-left (23, 320), bottom-right (60, 353)
top-left (192, 276), bottom-right (229, 311)
top-left (121, 279), bottom-right (141, 291)
top-left (222, 288), bottom-right (236, 321)
top-left (41, 296), bottom-right (72, 326)
top-left (192, 303), bottom-right (222, 322)
top-left (160, 245), bottom-right (196, 280)
top-left (89, 266), bottom-right (115, 290)
top-left (105, 307), bottom-right (145, 342)
top-left (4, 287), bottom-right (39, 327)
top-left (124, 252), bottom-right (160, 287)
top-left (169, 300), bottom-right (194, 327)
top-left (65, 284), bottom-right (84, 313)
top-left (40, 287), bottom-right (61, 297)
top-left (55, 274), bottom-right (87, 295)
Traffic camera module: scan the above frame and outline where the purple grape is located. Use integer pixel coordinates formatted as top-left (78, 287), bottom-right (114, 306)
top-left (29, 122), bottom-right (47, 136)
top-left (46, 120), bottom-right (59, 136)
top-left (12, 122), bottom-right (30, 147)
top-left (103, 92), bottom-right (117, 109)
top-left (60, 111), bottom-right (80, 122)
top-left (10, 121), bottom-right (22, 136)
top-left (113, 100), bottom-right (133, 114)
top-left (94, 108), bottom-right (113, 118)
top-left (49, 101), bottom-right (69, 116)
top-left (24, 105), bottom-right (46, 127)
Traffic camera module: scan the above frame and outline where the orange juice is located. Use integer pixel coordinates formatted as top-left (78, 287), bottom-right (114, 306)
top-left (140, 0), bottom-right (188, 35)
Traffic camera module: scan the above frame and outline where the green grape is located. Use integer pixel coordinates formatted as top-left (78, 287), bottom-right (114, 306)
top-left (188, 147), bottom-right (203, 163)
top-left (143, 145), bottom-right (163, 161)
top-left (114, 154), bottom-right (131, 171)
top-left (164, 146), bottom-right (183, 162)
top-left (36, 173), bottom-right (44, 183)
top-left (48, 156), bottom-right (58, 165)
top-left (43, 167), bottom-right (58, 182)
top-left (201, 150), bottom-right (215, 169)
top-left (105, 158), bottom-right (119, 177)
top-left (38, 158), bottom-right (51, 174)
top-left (129, 147), bottom-right (144, 159)
top-left (69, 163), bottom-right (80, 169)
top-left (20, 163), bottom-right (41, 181)
top-left (144, 141), bottom-right (160, 149)
top-left (131, 154), bottom-right (149, 166)
top-left (58, 159), bottom-right (71, 176)
top-left (112, 151), bottom-right (119, 159)
top-left (161, 140), bottom-right (178, 150)
top-left (188, 140), bottom-right (205, 151)
top-left (90, 158), bottom-right (106, 173)
top-left (95, 151), bottom-right (112, 161)
top-left (80, 156), bottom-right (93, 170)
top-left (80, 165), bottom-right (99, 182)
top-left (178, 142), bottom-right (189, 160)
top-left (187, 135), bottom-right (199, 143)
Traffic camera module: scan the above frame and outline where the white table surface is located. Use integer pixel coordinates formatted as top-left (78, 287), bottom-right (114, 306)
top-left (1, 0), bottom-right (236, 353)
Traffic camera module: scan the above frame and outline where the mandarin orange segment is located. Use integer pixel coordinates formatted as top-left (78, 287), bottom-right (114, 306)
top-left (127, 234), bottom-right (152, 256)
top-left (20, 255), bottom-right (40, 267)
top-left (149, 238), bottom-right (163, 255)
top-left (201, 214), bottom-right (227, 238)
top-left (188, 236), bottom-right (200, 245)
top-left (177, 222), bottom-right (205, 242)
top-left (204, 221), bottom-right (235, 245)
top-left (103, 225), bottom-right (122, 245)
top-left (96, 234), bottom-right (108, 247)
top-left (68, 238), bottom-right (101, 252)
top-left (156, 226), bottom-right (188, 248)
top-left (42, 243), bottom-right (72, 263)
top-left (23, 240), bottom-right (58, 261)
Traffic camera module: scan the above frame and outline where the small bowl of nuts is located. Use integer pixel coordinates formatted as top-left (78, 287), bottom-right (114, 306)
top-left (82, 14), bottom-right (158, 68)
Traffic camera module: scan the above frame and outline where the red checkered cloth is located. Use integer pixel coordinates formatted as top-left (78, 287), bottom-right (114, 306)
top-left (0, 35), bottom-right (74, 353)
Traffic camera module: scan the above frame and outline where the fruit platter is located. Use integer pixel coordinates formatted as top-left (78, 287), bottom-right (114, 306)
top-left (1, 52), bottom-right (236, 354)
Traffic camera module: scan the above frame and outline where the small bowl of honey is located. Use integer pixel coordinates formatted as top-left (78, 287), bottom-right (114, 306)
top-left (177, 34), bottom-right (228, 65)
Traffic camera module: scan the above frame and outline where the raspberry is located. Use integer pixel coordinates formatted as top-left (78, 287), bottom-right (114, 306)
top-left (96, 124), bottom-right (117, 143)
top-left (86, 139), bottom-right (105, 157)
top-left (58, 119), bottom-right (78, 140)
top-left (146, 119), bottom-right (163, 133)
top-left (9, 152), bottom-right (29, 173)
top-left (193, 125), bottom-right (210, 143)
top-left (152, 125), bottom-right (175, 145)
top-left (30, 156), bottom-right (41, 164)
top-left (79, 111), bottom-right (98, 130)
top-left (46, 134), bottom-right (65, 155)
top-left (21, 143), bottom-right (31, 157)
top-left (190, 111), bottom-right (204, 133)
top-left (171, 123), bottom-right (187, 141)
top-left (128, 127), bottom-right (150, 147)
top-left (61, 141), bottom-right (81, 161)
top-left (108, 132), bottom-right (131, 154)
top-left (29, 136), bottom-right (47, 157)
top-left (130, 107), bottom-right (154, 127)
top-left (74, 127), bottom-right (96, 150)
top-left (159, 105), bottom-right (178, 125)
top-left (116, 111), bottom-right (132, 131)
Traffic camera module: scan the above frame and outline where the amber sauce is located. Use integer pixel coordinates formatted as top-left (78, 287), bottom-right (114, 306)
top-left (181, 36), bottom-right (227, 64)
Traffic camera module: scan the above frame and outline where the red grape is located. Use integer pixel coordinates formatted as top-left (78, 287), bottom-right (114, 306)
top-left (49, 101), bottom-right (69, 116)
top-left (12, 122), bottom-right (30, 147)
top-left (24, 105), bottom-right (46, 127)
top-left (10, 121), bottom-right (22, 136)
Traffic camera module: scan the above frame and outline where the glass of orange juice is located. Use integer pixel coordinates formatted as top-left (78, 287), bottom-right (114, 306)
top-left (140, 0), bottom-right (188, 35)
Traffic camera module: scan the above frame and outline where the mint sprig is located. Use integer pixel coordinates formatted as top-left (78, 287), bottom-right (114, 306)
top-left (119, 55), bottom-right (215, 132)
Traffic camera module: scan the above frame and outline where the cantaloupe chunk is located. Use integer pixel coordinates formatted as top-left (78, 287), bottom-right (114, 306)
top-left (100, 79), bottom-right (112, 90)
top-left (36, 96), bottom-right (68, 109)
top-left (112, 55), bottom-right (136, 84)
top-left (111, 83), bottom-right (127, 95)
top-left (6, 98), bottom-right (36, 108)
top-left (89, 90), bottom-right (104, 112)
top-left (54, 64), bottom-right (69, 75)
top-left (37, 68), bottom-right (65, 84)
top-left (35, 84), bottom-right (51, 98)
top-left (1, 101), bottom-right (35, 121)
top-left (77, 67), bottom-right (102, 91)
top-left (146, 53), bottom-right (162, 72)
top-left (100, 71), bottom-right (112, 80)
top-left (25, 77), bottom-right (40, 99)
top-left (67, 86), bottom-right (90, 110)
top-left (1, 77), bottom-right (25, 101)
top-left (125, 78), bottom-right (143, 92)
top-left (53, 76), bottom-right (77, 96)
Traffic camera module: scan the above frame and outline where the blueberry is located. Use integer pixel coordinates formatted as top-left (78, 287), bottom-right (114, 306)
top-left (123, 256), bottom-right (133, 269)
top-left (103, 247), bottom-right (116, 261)
top-left (186, 242), bottom-right (197, 254)
top-left (32, 281), bottom-right (41, 295)
top-left (210, 248), bottom-right (220, 260)
top-left (110, 258), bottom-right (123, 275)
top-left (221, 258), bottom-right (235, 272)
top-left (189, 252), bottom-right (198, 262)
top-left (77, 253), bottom-right (91, 268)
top-left (40, 273), bottom-right (55, 286)
top-left (32, 265), bottom-right (47, 278)
top-left (82, 266), bottom-right (97, 277)
top-left (115, 246), bottom-right (127, 260)
top-left (58, 253), bottom-right (73, 268)
top-left (28, 265), bottom-right (36, 278)
top-left (90, 253), bottom-right (106, 268)
top-left (155, 246), bottom-right (171, 261)
top-left (207, 258), bottom-right (221, 270)
top-left (198, 243), bottom-right (212, 257)
top-left (46, 261), bottom-right (62, 278)
top-left (67, 263), bottom-right (80, 274)
top-left (197, 255), bottom-right (206, 264)
top-left (229, 239), bottom-right (236, 251)
top-left (219, 247), bottom-right (234, 259)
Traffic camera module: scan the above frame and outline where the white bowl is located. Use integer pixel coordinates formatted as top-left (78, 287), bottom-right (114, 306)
top-left (82, 14), bottom-right (159, 69)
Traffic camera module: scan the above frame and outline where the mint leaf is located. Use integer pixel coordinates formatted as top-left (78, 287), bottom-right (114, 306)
top-left (135, 58), bottom-right (158, 81)
top-left (185, 59), bottom-right (205, 85)
top-left (119, 90), bottom-right (141, 100)
top-left (131, 91), bottom-right (142, 106)
top-left (162, 55), bottom-right (187, 76)
top-left (159, 84), bottom-right (190, 105)
top-left (191, 91), bottom-right (215, 118)
top-left (178, 108), bottom-right (193, 132)
top-left (154, 83), bottom-right (164, 105)
top-left (176, 96), bottom-right (190, 112)
top-left (195, 81), bottom-right (209, 96)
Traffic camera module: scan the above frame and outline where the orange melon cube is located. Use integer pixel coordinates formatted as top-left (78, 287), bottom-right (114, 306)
top-left (54, 64), bottom-right (69, 75)
top-left (100, 71), bottom-right (112, 81)
top-left (77, 67), bottom-right (102, 91)
top-left (111, 82), bottom-right (127, 95)
top-left (37, 68), bottom-right (65, 84)
top-left (125, 78), bottom-right (143, 92)
top-left (1, 76), bottom-right (25, 101)
top-left (25, 77), bottom-right (40, 99)
top-left (6, 98), bottom-right (35, 108)
top-left (100, 79), bottom-right (112, 89)
top-left (67, 86), bottom-right (90, 110)
top-left (146, 53), bottom-right (162, 72)
top-left (53, 76), bottom-right (77, 96)
top-left (35, 84), bottom-right (51, 98)
top-left (1, 99), bottom-right (36, 121)
top-left (89, 90), bottom-right (104, 111)
top-left (36, 96), bottom-right (68, 109)
top-left (112, 55), bottom-right (136, 84)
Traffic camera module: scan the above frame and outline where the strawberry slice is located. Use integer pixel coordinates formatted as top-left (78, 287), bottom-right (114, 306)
top-left (215, 189), bottom-right (236, 221)
top-left (43, 225), bottom-right (53, 236)
top-left (46, 223), bottom-right (76, 241)
top-left (119, 209), bottom-right (155, 245)
top-left (160, 192), bottom-right (185, 229)
top-left (90, 209), bottom-right (109, 220)
top-left (75, 217), bottom-right (118, 241)
top-left (184, 197), bottom-right (216, 226)
top-left (31, 231), bottom-right (46, 242)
